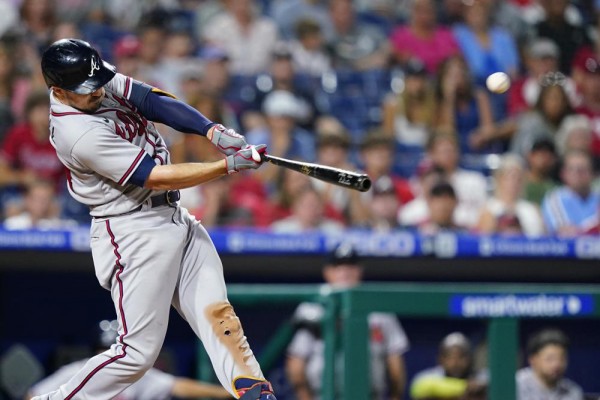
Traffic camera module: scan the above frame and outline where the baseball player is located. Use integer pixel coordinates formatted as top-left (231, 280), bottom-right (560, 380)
top-left (286, 243), bottom-right (410, 400)
top-left (33, 38), bottom-right (275, 400)
top-left (26, 320), bottom-right (232, 400)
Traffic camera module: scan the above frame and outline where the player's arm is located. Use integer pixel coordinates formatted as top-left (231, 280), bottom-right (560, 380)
top-left (127, 82), bottom-right (248, 155)
top-left (286, 355), bottom-right (313, 400)
top-left (137, 145), bottom-right (266, 190)
top-left (387, 353), bottom-right (407, 400)
top-left (170, 377), bottom-right (232, 399)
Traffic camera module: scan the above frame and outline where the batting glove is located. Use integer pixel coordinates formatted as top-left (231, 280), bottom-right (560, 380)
top-left (208, 124), bottom-right (248, 156)
top-left (226, 145), bottom-right (267, 174)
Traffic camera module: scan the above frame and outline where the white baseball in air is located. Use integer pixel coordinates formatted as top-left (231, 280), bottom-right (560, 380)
top-left (486, 72), bottom-right (511, 94)
top-left (251, 146), bottom-right (261, 162)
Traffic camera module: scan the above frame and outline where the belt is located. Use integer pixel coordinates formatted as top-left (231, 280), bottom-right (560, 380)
top-left (149, 190), bottom-right (180, 207)
top-left (92, 190), bottom-right (180, 219)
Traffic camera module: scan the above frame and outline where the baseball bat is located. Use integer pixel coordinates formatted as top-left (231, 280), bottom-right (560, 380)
top-left (261, 154), bottom-right (372, 192)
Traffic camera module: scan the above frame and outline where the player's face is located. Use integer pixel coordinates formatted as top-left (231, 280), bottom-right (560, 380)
top-left (60, 87), bottom-right (105, 113)
top-left (440, 346), bottom-right (471, 378)
top-left (529, 344), bottom-right (567, 386)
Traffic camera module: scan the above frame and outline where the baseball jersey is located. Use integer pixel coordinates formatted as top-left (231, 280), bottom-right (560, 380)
top-left (516, 367), bottom-right (583, 400)
top-left (49, 73), bottom-right (170, 218)
top-left (29, 359), bottom-right (176, 400)
top-left (287, 303), bottom-right (409, 399)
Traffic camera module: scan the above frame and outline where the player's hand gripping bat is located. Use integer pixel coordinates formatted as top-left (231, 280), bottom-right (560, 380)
top-left (250, 147), bottom-right (371, 192)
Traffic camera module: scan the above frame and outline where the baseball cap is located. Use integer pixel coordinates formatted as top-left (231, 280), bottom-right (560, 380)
top-left (113, 35), bottom-right (141, 58)
top-left (404, 58), bottom-right (427, 76)
top-left (272, 42), bottom-right (292, 59)
top-left (429, 180), bottom-right (456, 198)
top-left (262, 90), bottom-right (304, 119)
top-left (328, 242), bottom-right (360, 266)
top-left (440, 332), bottom-right (471, 352)
top-left (584, 56), bottom-right (600, 74)
top-left (372, 175), bottom-right (396, 196)
top-left (530, 137), bottom-right (556, 154)
top-left (360, 130), bottom-right (395, 150)
top-left (199, 45), bottom-right (229, 61)
top-left (528, 38), bottom-right (559, 59)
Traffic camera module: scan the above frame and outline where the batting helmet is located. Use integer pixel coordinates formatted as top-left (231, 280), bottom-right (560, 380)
top-left (41, 38), bottom-right (116, 95)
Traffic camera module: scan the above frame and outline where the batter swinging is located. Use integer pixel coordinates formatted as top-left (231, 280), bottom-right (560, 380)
top-left (32, 39), bottom-right (275, 400)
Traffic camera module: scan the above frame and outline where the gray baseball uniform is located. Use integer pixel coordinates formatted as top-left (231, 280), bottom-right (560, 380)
top-left (30, 359), bottom-right (175, 400)
top-left (287, 303), bottom-right (409, 399)
top-left (34, 72), bottom-right (265, 399)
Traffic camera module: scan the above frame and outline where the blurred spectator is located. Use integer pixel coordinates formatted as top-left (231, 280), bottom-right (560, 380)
top-left (453, 0), bottom-right (520, 86)
top-left (136, 23), bottom-right (168, 87)
top-left (365, 175), bottom-right (402, 231)
top-left (186, 173), bottom-right (268, 229)
top-left (150, 29), bottom-right (198, 98)
top-left (354, 132), bottom-right (414, 226)
top-left (555, 115), bottom-right (593, 158)
top-left (270, 186), bottom-right (344, 233)
top-left (399, 163), bottom-right (447, 227)
top-left (517, 328), bottom-right (583, 400)
top-left (434, 55), bottom-right (500, 156)
top-left (485, 0), bottom-right (532, 46)
top-left (18, 0), bottom-right (56, 53)
top-left (410, 332), bottom-right (487, 400)
top-left (112, 35), bottom-right (143, 80)
top-left (0, 1), bottom-right (17, 37)
top-left (3, 180), bottom-right (75, 230)
top-left (326, 0), bottom-right (389, 71)
top-left (0, 90), bottom-right (64, 192)
top-left (382, 58), bottom-right (436, 147)
top-left (476, 154), bottom-right (545, 237)
top-left (26, 319), bottom-right (231, 399)
top-left (202, 0), bottom-right (279, 75)
top-left (542, 151), bottom-right (600, 236)
top-left (417, 180), bottom-right (463, 234)
top-left (510, 80), bottom-right (574, 157)
top-left (425, 133), bottom-right (488, 228)
top-left (250, 42), bottom-right (318, 131)
top-left (271, 0), bottom-right (333, 41)
top-left (267, 167), bottom-right (321, 226)
top-left (524, 138), bottom-right (559, 206)
top-left (509, 39), bottom-right (578, 116)
top-left (286, 243), bottom-right (409, 400)
top-left (312, 125), bottom-right (356, 224)
top-left (573, 56), bottom-right (600, 158)
top-left (288, 18), bottom-right (332, 77)
top-left (359, 131), bottom-right (414, 203)
top-left (533, 0), bottom-right (592, 74)
top-left (389, 0), bottom-right (460, 75)
top-left (246, 90), bottom-right (316, 185)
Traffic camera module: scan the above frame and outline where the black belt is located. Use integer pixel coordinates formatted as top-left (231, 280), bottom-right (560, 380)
top-left (149, 190), bottom-right (180, 207)
top-left (92, 190), bottom-right (180, 219)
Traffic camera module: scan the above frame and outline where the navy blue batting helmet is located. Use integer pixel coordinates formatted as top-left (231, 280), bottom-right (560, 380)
top-left (41, 38), bottom-right (116, 94)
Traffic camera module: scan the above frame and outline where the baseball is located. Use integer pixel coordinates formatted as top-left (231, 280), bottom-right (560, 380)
top-left (251, 146), bottom-right (261, 162)
top-left (486, 72), bottom-right (511, 94)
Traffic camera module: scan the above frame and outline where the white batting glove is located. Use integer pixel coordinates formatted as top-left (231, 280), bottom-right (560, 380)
top-left (225, 145), bottom-right (267, 174)
top-left (207, 124), bottom-right (248, 156)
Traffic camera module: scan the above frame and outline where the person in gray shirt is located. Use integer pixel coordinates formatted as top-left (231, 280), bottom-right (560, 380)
top-left (517, 328), bottom-right (583, 400)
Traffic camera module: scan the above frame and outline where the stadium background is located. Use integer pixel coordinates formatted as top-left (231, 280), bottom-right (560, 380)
top-left (1, 0), bottom-right (600, 399)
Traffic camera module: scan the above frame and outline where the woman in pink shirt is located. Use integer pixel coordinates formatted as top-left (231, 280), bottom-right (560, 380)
top-left (389, 0), bottom-right (460, 75)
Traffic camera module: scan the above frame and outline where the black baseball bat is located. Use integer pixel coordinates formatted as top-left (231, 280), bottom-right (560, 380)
top-left (262, 154), bottom-right (371, 192)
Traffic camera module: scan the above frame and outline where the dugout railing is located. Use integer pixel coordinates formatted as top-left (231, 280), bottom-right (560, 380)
top-left (202, 283), bottom-right (600, 400)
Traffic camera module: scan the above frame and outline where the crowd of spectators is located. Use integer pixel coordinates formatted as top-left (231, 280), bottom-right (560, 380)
top-left (1, 0), bottom-right (600, 238)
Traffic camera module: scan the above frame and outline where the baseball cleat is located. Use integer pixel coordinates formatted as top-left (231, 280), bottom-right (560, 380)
top-left (234, 377), bottom-right (277, 400)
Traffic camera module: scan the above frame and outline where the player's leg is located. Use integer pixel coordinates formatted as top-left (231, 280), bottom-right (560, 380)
top-left (171, 207), bottom-right (276, 399)
top-left (33, 209), bottom-right (186, 400)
